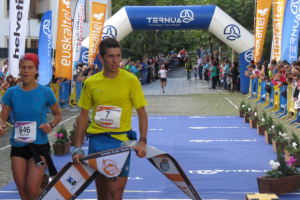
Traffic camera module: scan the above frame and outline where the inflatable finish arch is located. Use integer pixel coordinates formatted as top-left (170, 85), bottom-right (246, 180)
top-left (80, 6), bottom-right (254, 94)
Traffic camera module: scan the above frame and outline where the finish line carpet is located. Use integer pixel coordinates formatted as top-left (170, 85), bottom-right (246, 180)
top-left (0, 116), bottom-right (299, 200)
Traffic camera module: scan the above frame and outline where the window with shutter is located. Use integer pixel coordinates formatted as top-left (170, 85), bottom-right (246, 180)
top-left (30, 0), bottom-right (37, 18)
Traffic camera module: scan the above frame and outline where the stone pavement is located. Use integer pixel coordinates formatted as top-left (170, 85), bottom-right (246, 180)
top-left (142, 67), bottom-right (225, 95)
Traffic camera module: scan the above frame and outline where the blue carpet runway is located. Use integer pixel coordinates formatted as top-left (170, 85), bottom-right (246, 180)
top-left (0, 116), bottom-right (299, 199)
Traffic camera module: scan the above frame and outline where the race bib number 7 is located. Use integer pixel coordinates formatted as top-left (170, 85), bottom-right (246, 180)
top-left (14, 121), bottom-right (37, 143)
top-left (95, 106), bottom-right (122, 129)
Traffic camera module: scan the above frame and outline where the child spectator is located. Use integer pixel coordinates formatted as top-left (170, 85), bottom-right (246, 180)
top-left (193, 67), bottom-right (198, 80)
top-left (226, 74), bottom-right (232, 92)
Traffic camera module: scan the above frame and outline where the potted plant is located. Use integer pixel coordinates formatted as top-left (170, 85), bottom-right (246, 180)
top-left (248, 106), bottom-right (259, 128)
top-left (264, 116), bottom-right (275, 144)
top-left (272, 123), bottom-right (288, 152)
top-left (53, 125), bottom-right (71, 155)
top-left (40, 172), bottom-right (49, 189)
top-left (285, 132), bottom-right (300, 167)
top-left (239, 99), bottom-right (246, 117)
top-left (257, 146), bottom-right (300, 195)
top-left (257, 111), bottom-right (267, 135)
top-left (244, 103), bottom-right (251, 123)
top-left (69, 123), bottom-right (76, 146)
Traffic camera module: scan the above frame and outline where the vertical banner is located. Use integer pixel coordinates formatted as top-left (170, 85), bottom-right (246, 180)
top-left (38, 10), bottom-right (52, 85)
top-left (71, 0), bottom-right (85, 94)
top-left (270, 0), bottom-right (286, 61)
top-left (253, 0), bottom-right (272, 63)
top-left (9, 0), bottom-right (30, 78)
top-left (281, 0), bottom-right (300, 64)
top-left (88, 2), bottom-right (107, 68)
top-left (55, 0), bottom-right (73, 79)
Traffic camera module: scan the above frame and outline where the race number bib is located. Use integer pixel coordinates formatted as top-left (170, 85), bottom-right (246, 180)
top-left (95, 106), bottom-right (122, 129)
top-left (14, 121), bottom-right (37, 143)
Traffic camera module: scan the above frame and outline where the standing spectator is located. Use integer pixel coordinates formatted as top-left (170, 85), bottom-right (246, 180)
top-left (141, 59), bottom-right (148, 85)
top-left (200, 47), bottom-right (206, 58)
top-left (125, 57), bottom-right (131, 65)
top-left (119, 62), bottom-right (125, 69)
top-left (231, 62), bottom-right (240, 93)
top-left (204, 60), bottom-right (210, 82)
top-left (222, 60), bottom-right (230, 90)
top-left (226, 74), bottom-right (232, 92)
top-left (193, 67), bottom-right (198, 80)
top-left (196, 46), bottom-right (201, 57)
top-left (185, 57), bottom-right (193, 81)
top-left (197, 55), bottom-right (203, 80)
top-left (209, 62), bottom-right (218, 89)
top-left (179, 48), bottom-right (187, 56)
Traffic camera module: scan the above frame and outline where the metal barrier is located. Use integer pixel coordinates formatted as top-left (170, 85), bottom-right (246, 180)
top-left (269, 84), bottom-right (280, 112)
top-left (50, 83), bottom-right (60, 103)
top-left (248, 78), bottom-right (258, 99)
top-left (76, 81), bottom-right (82, 103)
top-left (285, 85), bottom-right (296, 123)
top-left (59, 81), bottom-right (71, 110)
top-left (265, 82), bottom-right (274, 110)
top-left (247, 79), bottom-right (252, 98)
top-left (256, 81), bottom-right (266, 104)
top-left (68, 83), bottom-right (77, 107)
top-left (253, 79), bottom-right (262, 103)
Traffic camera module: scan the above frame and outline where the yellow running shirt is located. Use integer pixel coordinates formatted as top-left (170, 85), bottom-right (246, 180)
top-left (78, 69), bottom-right (147, 141)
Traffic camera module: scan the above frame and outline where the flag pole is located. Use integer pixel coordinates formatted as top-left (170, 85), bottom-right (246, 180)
top-left (52, 0), bottom-right (59, 65)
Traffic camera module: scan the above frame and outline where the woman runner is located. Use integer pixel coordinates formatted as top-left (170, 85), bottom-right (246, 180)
top-left (0, 53), bottom-right (62, 200)
top-left (158, 64), bottom-right (168, 93)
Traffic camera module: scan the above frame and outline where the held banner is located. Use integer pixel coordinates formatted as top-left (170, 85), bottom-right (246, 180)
top-left (55, 0), bottom-right (73, 79)
top-left (38, 10), bottom-right (52, 86)
top-left (270, 0), bottom-right (286, 61)
top-left (88, 2), bottom-right (107, 68)
top-left (35, 142), bottom-right (201, 200)
top-left (253, 0), bottom-right (272, 63)
top-left (281, 0), bottom-right (300, 64)
top-left (9, 0), bottom-right (30, 78)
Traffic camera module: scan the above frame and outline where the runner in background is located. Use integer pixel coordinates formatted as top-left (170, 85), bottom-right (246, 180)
top-left (72, 38), bottom-right (148, 200)
top-left (158, 64), bottom-right (168, 93)
top-left (0, 53), bottom-right (62, 200)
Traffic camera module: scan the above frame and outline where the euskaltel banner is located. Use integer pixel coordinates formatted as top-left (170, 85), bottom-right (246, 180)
top-left (35, 141), bottom-right (201, 200)
top-left (270, 0), bottom-right (286, 61)
top-left (38, 10), bottom-right (52, 86)
top-left (281, 0), bottom-right (300, 64)
top-left (9, 0), bottom-right (30, 78)
top-left (55, 0), bottom-right (73, 79)
top-left (88, 2), bottom-right (107, 68)
top-left (253, 0), bottom-right (272, 63)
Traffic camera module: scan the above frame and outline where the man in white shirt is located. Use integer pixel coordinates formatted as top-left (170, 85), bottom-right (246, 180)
top-left (197, 55), bottom-right (203, 80)
top-left (158, 64), bottom-right (168, 93)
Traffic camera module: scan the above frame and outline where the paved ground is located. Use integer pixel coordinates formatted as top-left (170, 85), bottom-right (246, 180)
top-left (0, 66), bottom-right (299, 192)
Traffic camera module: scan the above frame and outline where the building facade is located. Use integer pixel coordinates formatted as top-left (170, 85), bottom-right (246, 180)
top-left (0, 0), bottom-right (112, 49)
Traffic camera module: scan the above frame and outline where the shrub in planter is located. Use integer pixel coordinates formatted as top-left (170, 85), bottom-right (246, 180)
top-left (53, 125), bottom-right (71, 155)
top-left (285, 132), bottom-right (300, 167)
top-left (257, 111), bottom-right (267, 135)
top-left (249, 106), bottom-right (259, 128)
top-left (264, 117), bottom-right (275, 144)
top-left (244, 103), bottom-right (251, 123)
top-left (239, 99), bottom-right (246, 117)
top-left (69, 116), bottom-right (92, 145)
top-left (272, 123), bottom-right (288, 152)
top-left (257, 146), bottom-right (300, 195)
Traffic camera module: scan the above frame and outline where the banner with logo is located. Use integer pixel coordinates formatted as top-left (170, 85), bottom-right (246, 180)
top-left (55, 0), bottom-right (73, 79)
top-left (36, 143), bottom-right (201, 200)
top-left (281, 0), bottom-right (300, 64)
top-left (38, 10), bottom-right (52, 85)
top-left (88, 2), bottom-right (107, 68)
top-left (70, 0), bottom-right (85, 94)
top-left (253, 0), bottom-right (272, 63)
top-left (9, 0), bottom-right (30, 78)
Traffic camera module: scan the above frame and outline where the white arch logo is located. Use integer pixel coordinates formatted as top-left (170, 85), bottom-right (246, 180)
top-left (180, 9), bottom-right (194, 23)
top-left (43, 19), bottom-right (51, 36)
top-left (102, 25), bottom-right (118, 39)
top-left (224, 24), bottom-right (241, 41)
top-left (82, 51), bottom-right (89, 64)
top-left (245, 49), bottom-right (254, 63)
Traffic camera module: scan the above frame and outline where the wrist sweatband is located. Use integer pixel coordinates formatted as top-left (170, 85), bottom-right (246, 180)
top-left (72, 147), bottom-right (85, 157)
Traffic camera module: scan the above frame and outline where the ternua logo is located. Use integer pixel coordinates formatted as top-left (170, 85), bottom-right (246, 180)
top-left (147, 9), bottom-right (194, 24)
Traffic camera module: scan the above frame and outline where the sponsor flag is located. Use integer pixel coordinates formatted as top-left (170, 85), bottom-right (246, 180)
top-left (253, 0), bottom-right (272, 63)
top-left (38, 10), bottom-right (52, 85)
top-left (55, 0), bottom-right (73, 79)
top-left (9, 0), bottom-right (30, 78)
top-left (88, 2), bottom-right (107, 68)
top-left (36, 144), bottom-right (201, 200)
top-left (270, 0), bottom-right (286, 61)
top-left (71, 0), bottom-right (85, 94)
top-left (281, 0), bottom-right (300, 64)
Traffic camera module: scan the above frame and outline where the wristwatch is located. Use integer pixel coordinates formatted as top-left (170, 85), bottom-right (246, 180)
top-left (49, 123), bottom-right (55, 131)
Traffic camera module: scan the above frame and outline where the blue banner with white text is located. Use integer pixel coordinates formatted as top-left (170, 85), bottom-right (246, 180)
top-left (281, 0), bottom-right (300, 64)
top-left (38, 10), bottom-right (52, 85)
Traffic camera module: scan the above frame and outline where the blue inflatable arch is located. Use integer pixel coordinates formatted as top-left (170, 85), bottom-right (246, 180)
top-left (81, 6), bottom-right (254, 94)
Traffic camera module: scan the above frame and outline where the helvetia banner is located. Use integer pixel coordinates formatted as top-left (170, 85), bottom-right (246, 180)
top-left (253, 0), bottom-right (272, 63)
top-left (71, 0), bottom-right (85, 94)
top-left (38, 10), bottom-right (52, 86)
top-left (88, 2), bottom-right (107, 68)
top-left (55, 0), bottom-right (73, 79)
top-left (270, 0), bottom-right (286, 61)
top-left (281, 0), bottom-right (300, 64)
top-left (9, 0), bottom-right (30, 78)
top-left (35, 144), bottom-right (201, 200)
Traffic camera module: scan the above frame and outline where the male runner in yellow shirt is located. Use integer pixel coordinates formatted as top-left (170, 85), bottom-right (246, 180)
top-left (72, 38), bottom-right (148, 200)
